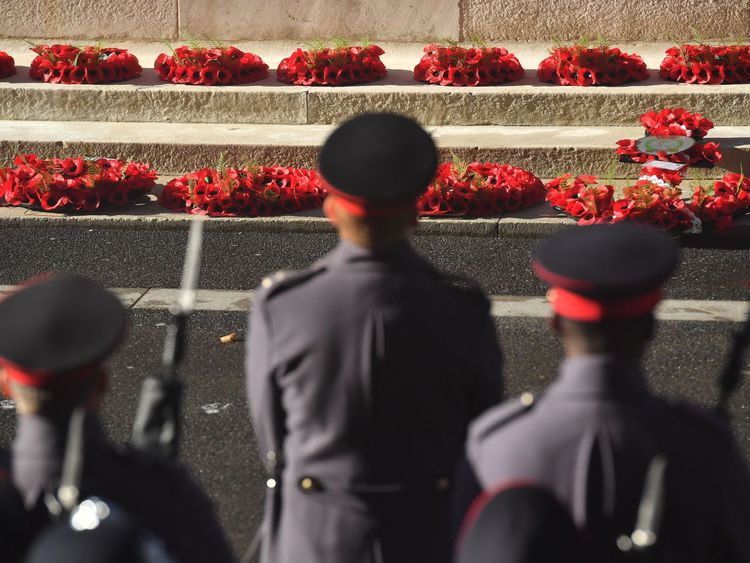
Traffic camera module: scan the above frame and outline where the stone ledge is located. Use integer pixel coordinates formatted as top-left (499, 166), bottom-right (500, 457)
top-left (1, 122), bottom-right (747, 178)
top-left (1, 41), bottom-right (748, 126)
top-left (2, 201), bottom-right (748, 247)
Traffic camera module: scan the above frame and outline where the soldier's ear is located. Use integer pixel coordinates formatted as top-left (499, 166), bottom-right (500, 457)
top-left (550, 313), bottom-right (562, 334)
top-left (323, 196), bottom-right (339, 226)
top-left (0, 367), bottom-right (10, 399)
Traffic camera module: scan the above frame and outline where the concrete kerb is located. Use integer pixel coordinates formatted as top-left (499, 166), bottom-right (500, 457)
top-left (2, 204), bottom-right (749, 246)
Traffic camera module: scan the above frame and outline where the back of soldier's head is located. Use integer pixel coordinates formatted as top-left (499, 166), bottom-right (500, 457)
top-left (458, 485), bottom-right (586, 563)
top-left (0, 275), bottom-right (126, 416)
top-left (533, 223), bottom-right (678, 354)
top-left (25, 498), bottom-right (174, 563)
top-left (318, 113), bottom-right (438, 247)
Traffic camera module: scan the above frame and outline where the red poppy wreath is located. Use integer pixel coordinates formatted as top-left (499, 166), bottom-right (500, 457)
top-left (0, 52), bottom-right (16, 79)
top-left (616, 108), bottom-right (722, 167)
top-left (0, 155), bottom-right (157, 212)
top-left (277, 44), bottom-right (387, 85)
top-left (155, 45), bottom-right (268, 85)
top-left (159, 166), bottom-right (324, 216)
top-left (661, 44), bottom-right (750, 84)
top-left (546, 166), bottom-right (749, 233)
top-left (417, 161), bottom-right (545, 216)
top-left (29, 44), bottom-right (142, 84)
top-left (413, 44), bottom-right (524, 86)
top-left (538, 44), bottom-right (648, 86)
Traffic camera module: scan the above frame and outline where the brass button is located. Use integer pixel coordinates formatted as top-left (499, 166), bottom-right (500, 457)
top-left (300, 477), bottom-right (314, 491)
top-left (435, 478), bottom-right (451, 492)
top-left (266, 451), bottom-right (277, 462)
top-left (520, 392), bottom-right (535, 407)
top-left (266, 478), bottom-right (277, 489)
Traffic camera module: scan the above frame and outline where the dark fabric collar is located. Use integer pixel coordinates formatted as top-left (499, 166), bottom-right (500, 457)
top-left (325, 239), bottom-right (432, 274)
top-left (12, 414), bottom-right (107, 460)
top-left (11, 414), bottom-right (108, 508)
top-left (546, 355), bottom-right (649, 399)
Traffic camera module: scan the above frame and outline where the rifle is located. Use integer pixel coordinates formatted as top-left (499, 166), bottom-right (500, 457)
top-left (716, 304), bottom-right (750, 420)
top-left (132, 218), bottom-right (204, 458)
top-left (616, 454), bottom-right (667, 562)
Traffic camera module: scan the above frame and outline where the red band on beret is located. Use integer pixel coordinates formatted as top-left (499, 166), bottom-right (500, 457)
top-left (456, 478), bottom-right (541, 552)
top-left (547, 287), bottom-right (662, 321)
top-left (3, 362), bottom-right (99, 388)
top-left (322, 179), bottom-right (416, 218)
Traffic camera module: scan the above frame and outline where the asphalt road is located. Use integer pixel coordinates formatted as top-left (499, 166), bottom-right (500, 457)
top-left (1, 309), bottom-right (748, 557)
top-left (0, 225), bottom-right (749, 298)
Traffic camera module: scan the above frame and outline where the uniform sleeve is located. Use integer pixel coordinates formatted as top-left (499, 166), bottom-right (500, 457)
top-left (451, 452), bottom-right (484, 544)
top-left (245, 291), bottom-right (286, 475)
top-left (716, 439), bottom-right (750, 561)
top-left (468, 311), bottom-right (504, 419)
top-left (169, 472), bottom-right (235, 563)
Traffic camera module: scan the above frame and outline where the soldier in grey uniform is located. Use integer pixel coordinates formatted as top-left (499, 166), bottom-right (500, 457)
top-left (0, 275), bottom-right (234, 563)
top-left (456, 223), bottom-right (750, 562)
top-left (246, 113), bottom-right (503, 563)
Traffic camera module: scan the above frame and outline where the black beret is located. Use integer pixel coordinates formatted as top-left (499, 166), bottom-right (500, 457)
top-left (319, 112), bottom-right (438, 203)
top-left (458, 486), bottom-right (584, 563)
top-left (533, 223), bottom-right (679, 299)
top-left (0, 275), bottom-right (126, 375)
top-left (26, 500), bottom-right (155, 563)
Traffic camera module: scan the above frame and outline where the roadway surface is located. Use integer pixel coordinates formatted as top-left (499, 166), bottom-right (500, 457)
top-left (0, 225), bottom-right (748, 557)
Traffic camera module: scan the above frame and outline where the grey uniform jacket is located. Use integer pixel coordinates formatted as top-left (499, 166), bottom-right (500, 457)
top-left (1, 414), bottom-right (234, 563)
top-left (462, 355), bottom-right (750, 563)
top-left (246, 240), bottom-right (503, 563)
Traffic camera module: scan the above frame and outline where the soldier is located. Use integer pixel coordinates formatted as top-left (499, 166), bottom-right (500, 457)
top-left (456, 223), bottom-right (750, 562)
top-left (0, 275), bottom-right (234, 563)
top-left (246, 113), bottom-right (503, 563)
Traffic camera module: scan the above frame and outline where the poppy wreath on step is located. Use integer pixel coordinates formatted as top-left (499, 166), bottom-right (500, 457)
top-left (616, 108), bottom-right (722, 167)
top-left (154, 46), bottom-right (268, 85)
top-left (545, 166), bottom-right (750, 233)
top-left (29, 45), bottom-right (142, 84)
top-left (276, 44), bottom-right (387, 86)
top-left (413, 44), bottom-right (524, 86)
top-left (0, 155), bottom-right (157, 211)
top-left (537, 44), bottom-right (648, 86)
top-left (159, 166), bottom-right (324, 216)
top-left (660, 44), bottom-right (750, 84)
top-left (417, 162), bottom-right (545, 216)
top-left (0, 52), bottom-right (16, 78)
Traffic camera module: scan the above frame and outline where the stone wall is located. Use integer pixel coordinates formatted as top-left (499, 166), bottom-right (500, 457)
top-left (1, 0), bottom-right (748, 41)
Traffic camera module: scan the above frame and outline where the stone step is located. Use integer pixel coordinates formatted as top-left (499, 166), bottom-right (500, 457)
top-left (1, 121), bottom-right (747, 178)
top-left (1, 41), bottom-right (749, 126)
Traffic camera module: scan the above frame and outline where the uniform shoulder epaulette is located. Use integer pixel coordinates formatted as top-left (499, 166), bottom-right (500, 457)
top-left (659, 397), bottom-right (732, 437)
top-left (471, 392), bottom-right (537, 442)
top-left (437, 272), bottom-right (489, 307)
top-left (260, 262), bottom-right (328, 300)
